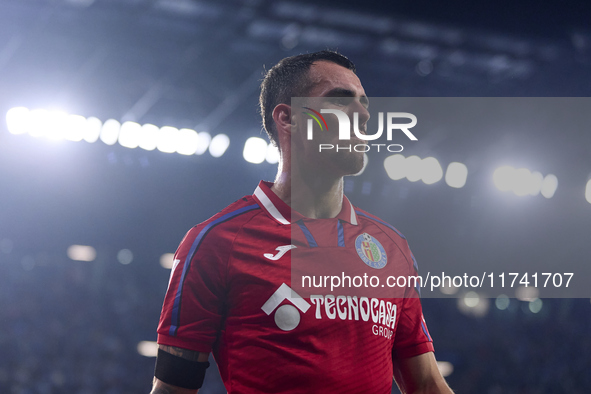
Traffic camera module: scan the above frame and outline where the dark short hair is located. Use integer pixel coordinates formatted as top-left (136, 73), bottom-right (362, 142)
top-left (259, 50), bottom-right (356, 148)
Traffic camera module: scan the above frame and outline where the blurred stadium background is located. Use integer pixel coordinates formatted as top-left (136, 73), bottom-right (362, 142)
top-left (1, 0), bottom-right (590, 393)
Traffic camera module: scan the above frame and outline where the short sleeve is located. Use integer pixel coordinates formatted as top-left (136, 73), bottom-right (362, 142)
top-left (392, 249), bottom-right (434, 360)
top-left (157, 224), bottom-right (232, 353)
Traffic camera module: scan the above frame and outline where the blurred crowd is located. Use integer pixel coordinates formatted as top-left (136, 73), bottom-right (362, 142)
top-left (0, 253), bottom-right (589, 393)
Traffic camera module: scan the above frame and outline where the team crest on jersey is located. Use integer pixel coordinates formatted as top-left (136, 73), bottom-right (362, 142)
top-left (355, 233), bottom-right (387, 269)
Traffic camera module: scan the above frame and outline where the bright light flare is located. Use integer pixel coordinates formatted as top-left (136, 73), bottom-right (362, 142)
top-left (67, 245), bottom-right (96, 262)
top-left (445, 162), bottom-right (468, 188)
top-left (160, 253), bottom-right (175, 269)
top-left (64, 114), bottom-right (86, 142)
top-left (540, 174), bottom-right (558, 199)
top-left (493, 165), bottom-right (514, 192)
top-left (139, 124), bottom-right (158, 151)
top-left (586, 180), bottom-right (591, 204)
top-left (243, 137), bottom-right (268, 164)
top-left (266, 144), bottom-right (280, 164)
top-left (529, 171), bottom-right (544, 196)
top-left (177, 128), bottom-right (199, 155)
top-left (516, 285), bottom-right (539, 301)
top-left (100, 119), bottom-right (121, 146)
top-left (84, 117), bottom-right (102, 143)
top-left (513, 168), bottom-right (533, 196)
top-left (195, 132), bottom-right (211, 155)
top-left (117, 249), bottom-right (133, 265)
top-left (495, 295), bottom-right (510, 310)
top-left (494, 166), bottom-right (556, 198)
top-left (463, 291), bottom-right (480, 308)
top-left (384, 154), bottom-right (406, 181)
top-left (529, 298), bottom-right (543, 313)
top-left (6, 107), bottom-right (30, 135)
top-left (405, 155), bottom-right (422, 182)
top-left (421, 157), bottom-right (443, 185)
top-left (118, 121), bottom-right (142, 149)
top-left (137, 341), bottom-right (158, 357)
top-left (457, 291), bottom-right (489, 317)
top-left (437, 361), bottom-right (454, 378)
top-left (209, 134), bottom-right (230, 157)
top-left (157, 126), bottom-right (179, 153)
top-left (385, 155), bottom-right (447, 186)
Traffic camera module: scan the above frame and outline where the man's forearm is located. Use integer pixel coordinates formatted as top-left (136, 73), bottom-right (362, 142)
top-left (150, 377), bottom-right (199, 394)
top-left (150, 345), bottom-right (209, 394)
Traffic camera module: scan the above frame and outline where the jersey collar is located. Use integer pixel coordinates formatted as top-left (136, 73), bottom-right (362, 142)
top-left (252, 181), bottom-right (358, 226)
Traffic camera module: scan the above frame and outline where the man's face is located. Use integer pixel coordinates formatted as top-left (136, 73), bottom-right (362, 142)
top-left (291, 61), bottom-right (370, 177)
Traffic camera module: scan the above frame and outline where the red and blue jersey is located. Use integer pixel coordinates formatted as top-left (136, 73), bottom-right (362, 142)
top-left (157, 181), bottom-right (434, 393)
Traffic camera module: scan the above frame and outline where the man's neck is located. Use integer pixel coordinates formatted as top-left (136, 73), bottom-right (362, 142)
top-left (271, 171), bottom-right (344, 220)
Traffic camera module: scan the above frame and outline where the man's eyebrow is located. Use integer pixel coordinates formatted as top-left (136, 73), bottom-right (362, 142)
top-left (324, 88), bottom-right (369, 107)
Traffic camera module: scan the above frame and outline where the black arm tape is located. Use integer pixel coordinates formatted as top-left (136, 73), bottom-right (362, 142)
top-left (154, 348), bottom-right (210, 390)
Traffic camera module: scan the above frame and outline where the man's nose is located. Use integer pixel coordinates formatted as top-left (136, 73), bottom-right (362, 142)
top-left (352, 100), bottom-right (370, 130)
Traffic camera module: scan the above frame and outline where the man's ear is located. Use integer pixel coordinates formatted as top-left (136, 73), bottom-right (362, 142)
top-left (272, 103), bottom-right (293, 138)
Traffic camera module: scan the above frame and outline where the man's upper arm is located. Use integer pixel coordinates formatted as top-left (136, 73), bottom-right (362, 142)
top-left (157, 224), bottom-right (232, 353)
top-left (391, 241), bottom-right (434, 359)
top-left (392, 352), bottom-right (453, 394)
top-left (159, 345), bottom-right (210, 362)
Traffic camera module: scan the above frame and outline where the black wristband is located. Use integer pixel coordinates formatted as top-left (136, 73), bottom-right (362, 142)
top-left (154, 348), bottom-right (210, 390)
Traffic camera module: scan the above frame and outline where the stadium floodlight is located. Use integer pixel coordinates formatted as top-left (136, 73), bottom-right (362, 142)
top-left (67, 245), bottom-right (96, 262)
top-left (4, 107), bottom-right (228, 159)
top-left (118, 121), bottom-right (142, 149)
top-left (529, 171), bottom-right (544, 196)
top-left (493, 165), bottom-right (514, 192)
top-left (138, 123), bottom-right (158, 151)
top-left (266, 143), bottom-right (280, 164)
top-left (457, 294), bottom-right (489, 317)
top-left (195, 132), bottom-right (211, 155)
top-left (156, 126), bottom-right (179, 153)
top-left (209, 134), bottom-right (230, 157)
top-left (29, 109), bottom-right (51, 138)
top-left (6, 107), bottom-right (30, 135)
top-left (117, 249), bottom-right (133, 265)
top-left (445, 162), bottom-right (468, 188)
top-left (84, 117), bottom-right (102, 143)
top-left (436, 361), bottom-right (454, 378)
top-left (160, 253), bottom-right (175, 269)
top-left (495, 295), bottom-right (510, 310)
top-left (463, 291), bottom-right (480, 308)
top-left (405, 155), bottom-right (422, 182)
top-left (421, 157), bottom-right (443, 185)
top-left (243, 137), bottom-right (268, 164)
top-left (383, 154), bottom-right (406, 180)
top-left (513, 168), bottom-right (533, 196)
top-left (45, 110), bottom-right (68, 140)
top-left (528, 298), bottom-right (543, 313)
top-left (137, 341), bottom-right (158, 357)
top-left (100, 119), bottom-right (121, 145)
top-left (586, 180), bottom-right (591, 204)
top-left (516, 285), bottom-right (539, 301)
top-left (64, 114), bottom-right (86, 142)
top-left (494, 166), bottom-right (556, 198)
top-left (540, 174), bottom-right (558, 199)
top-left (177, 128), bottom-right (199, 155)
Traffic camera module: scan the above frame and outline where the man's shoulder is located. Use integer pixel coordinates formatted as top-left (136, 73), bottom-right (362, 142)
top-left (353, 206), bottom-right (407, 243)
top-left (183, 195), bottom-right (262, 244)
